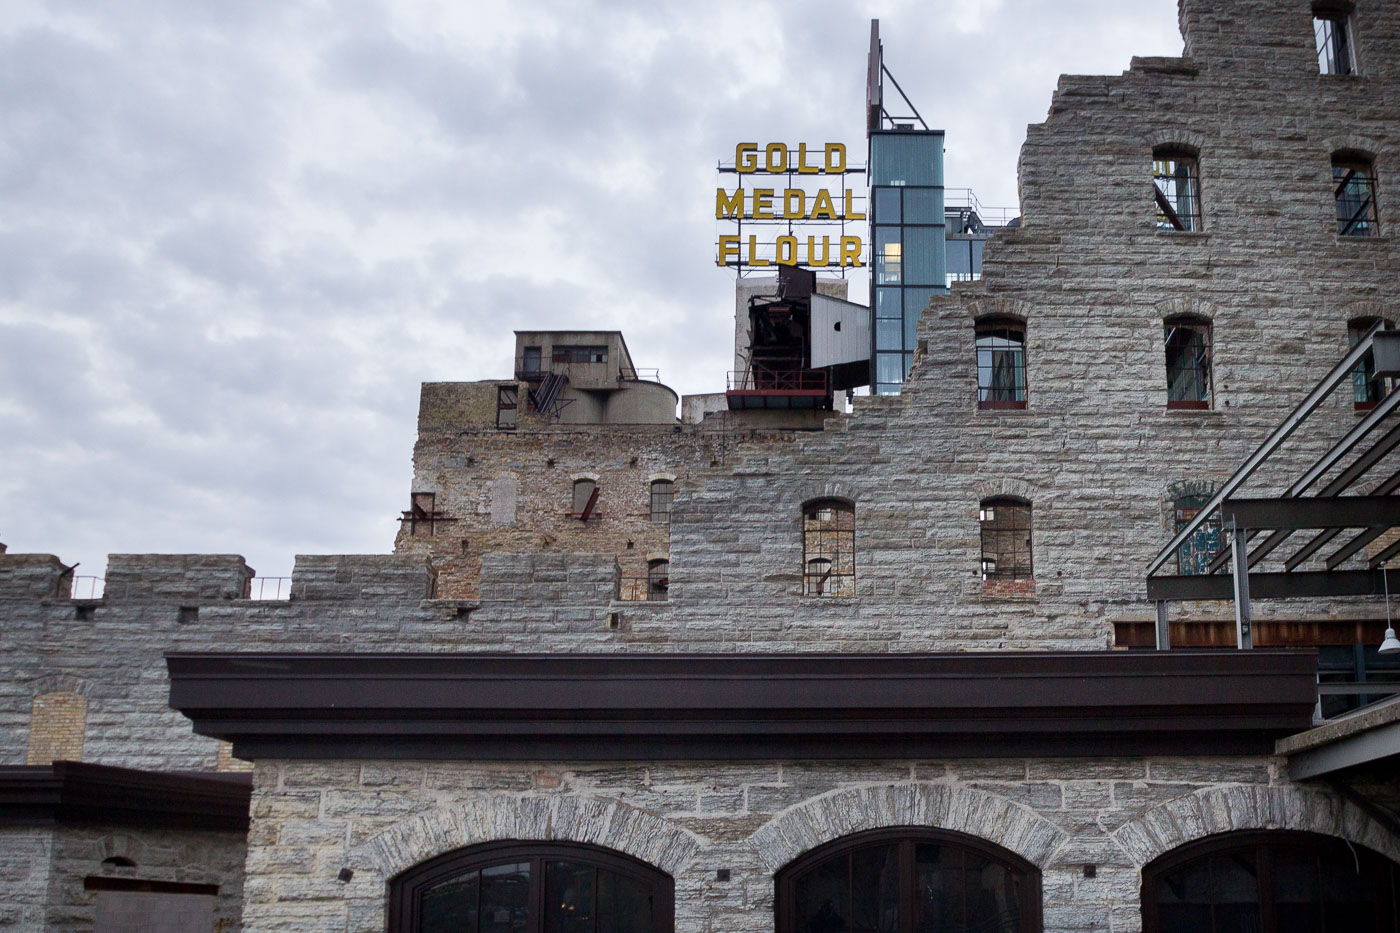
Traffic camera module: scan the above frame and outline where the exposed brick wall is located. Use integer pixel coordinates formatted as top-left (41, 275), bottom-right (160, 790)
top-left (26, 692), bottom-right (86, 766)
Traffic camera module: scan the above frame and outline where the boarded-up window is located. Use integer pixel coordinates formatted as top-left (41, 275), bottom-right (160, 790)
top-left (573, 479), bottom-right (598, 519)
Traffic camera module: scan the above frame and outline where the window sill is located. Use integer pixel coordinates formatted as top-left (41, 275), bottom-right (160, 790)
top-left (1165, 402), bottom-right (1217, 413)
top-left (982, 578), bottom-right (1036, 599)
top-left (977, 401), bottom-right (1029, 412)
top-left (1335, 234), bottom-right (1391, 243)
top-left (1155, 230), bottom-right (1210, 241)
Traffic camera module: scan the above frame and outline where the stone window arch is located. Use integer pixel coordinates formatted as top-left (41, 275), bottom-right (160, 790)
top-left (776, 827), bottom-right (1042, 933)
top-left (803, 498), bottom-right (855, 597)
top-left (1142, 830), bottom-right (1400, 932)
top-left (388, 841), bottom-right (674, 933)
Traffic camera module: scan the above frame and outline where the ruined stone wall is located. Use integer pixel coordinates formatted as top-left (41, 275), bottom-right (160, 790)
top-left (241, 755), bottom-right (1400, 933)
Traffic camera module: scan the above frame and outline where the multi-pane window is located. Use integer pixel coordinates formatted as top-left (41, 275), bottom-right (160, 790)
top-left (1334, 156), bottom-right (1380, 237)
top-left (389, 842), bottom-right (674, 933)
top-left (649, 480), bottom-right (674, 523)
top-left (1350, 318), bottom-right (1392, 408)
top-left (803, 499), bottom-right (855, 597)
top-left (572, 479), bottom-right (598, 519)
top-left (646, 559), bottom-right (669, 602)
top-left (1314, 12), bottom-right (1356, 75)
top-left (1174, 493), bottom-right (1222, 575)
top-left (980, 498), bottom-right (1033, 580)
top-left (1164, 316), bottom-right (1212, 409)
top-left (553, 345), bottom-right (608, 364)
top-left (1142, 831), bottom-right (1400, 933)
top-left (1154, 150), bottom-right (1202, 231)
top-left (776, 829), bottom-right (1040, 933)
top-left (975, 317), bottom-right (1027, 409)
top-left (496, 386), bottom-right (518, 430)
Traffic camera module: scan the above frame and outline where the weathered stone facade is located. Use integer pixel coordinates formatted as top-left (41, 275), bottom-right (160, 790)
top-left (4, 2), bottom-right (1400, 931)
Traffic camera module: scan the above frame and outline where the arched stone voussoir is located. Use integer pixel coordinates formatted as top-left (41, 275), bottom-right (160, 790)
top-left (746, 783), bottom-right (1069, 874)
top-left (1112, 784), bottom-right (1400, 869)
top-left (352, 795), bottom-right (704, 882)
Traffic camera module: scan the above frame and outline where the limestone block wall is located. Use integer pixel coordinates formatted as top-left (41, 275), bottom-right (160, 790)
top-left (103, 554), bottom-right (254, 602)
top-left (240, 756), bottom-right (1400, 933)
top-left (0, 827), bottom-right (53, 929)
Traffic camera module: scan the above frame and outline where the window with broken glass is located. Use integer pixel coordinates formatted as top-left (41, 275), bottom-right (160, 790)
top-left (803, 500), bottom-right (855, 597)
top-left (975, 317), bottom-right (1027, 409)
top-left (1173, 494), bottom-right (1222, 576)
top-left (496, 386), bottom-right (518, 430)
top-left (572, 479), bottom-right (598, 518)
top-left (980, 498), bottom-right (1033, 580)
top-left (1334, 156), bottom-right (1379, 237)
top-left (1153, 151), bottom-right (1202, 232)
top-left (1164, 316), bottom-right (1212, 409)
top-left (1349, 318), bottom-right (1392, 408)
top-left (1314, 11), bottom-right (1356, 75)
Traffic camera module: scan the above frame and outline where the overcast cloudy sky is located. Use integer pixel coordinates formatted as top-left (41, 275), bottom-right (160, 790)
top-left (1, 0), bottom-right (1181, 583)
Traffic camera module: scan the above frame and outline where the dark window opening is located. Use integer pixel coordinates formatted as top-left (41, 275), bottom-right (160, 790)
top-left (649, 480), bottom-right (674, 524)
top-left (1142, 831), bottom-right (1400, 933)
top-left (647, 559), bottom-right (669, 602)
top-left (389, 841), bottom-right (673, 933)
top-left (1173, 494), bottom-right (1222, 575)
top-left (1164, 316), bottom-right (1212, 409)
top-left (776, 828), bottom-right (1042, 933)
top-left (980, 497), bottom-right (1033, 580)
top-left (1154, 150), bottom-right (1203, 232)
top-left (1315, 12), bottom-right (1356, 75)
top-left (553, 345), bottom-right (608, 364)
top-left (803, 499), bottom-right (855, 597)
top-left (975, 317), bottom-right (1027, 409)
top-left (1350, 318), bottom-right (1393, 408)
top-left (521, 346), bottom-right (542, 375)
top-left (1335, 156), bottom-right (1380, 237)
top-left (496, 386), bottom-right (518, 430)
top-left (102, 856), bottom-right (137, 868)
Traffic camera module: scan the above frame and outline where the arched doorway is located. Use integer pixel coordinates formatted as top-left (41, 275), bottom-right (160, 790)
top-left (776, 827), bottom-right (1041, 933)
top-left (389, 841), bottom-right (674, 933)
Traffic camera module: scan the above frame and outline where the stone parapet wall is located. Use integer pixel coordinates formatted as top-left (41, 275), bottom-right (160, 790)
top-left (104, 554), bottom-right (254, 602)
top-left (241, 756), bottom-right (1400, 933)
top-left (0, 553), bottom-right (71, 600)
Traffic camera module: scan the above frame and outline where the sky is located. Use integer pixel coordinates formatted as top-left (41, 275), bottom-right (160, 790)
top-left (0, 0), bottom-right (1183, 584)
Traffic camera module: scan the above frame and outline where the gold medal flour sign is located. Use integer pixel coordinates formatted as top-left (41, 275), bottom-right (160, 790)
top-left (716, 143), bottom-right (865, 269)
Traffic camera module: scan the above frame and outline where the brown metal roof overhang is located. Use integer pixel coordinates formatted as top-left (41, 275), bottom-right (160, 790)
top-left (166, 650), bottom-right (1319, 761)
top-left (0, 761), bottom-right (252, 831)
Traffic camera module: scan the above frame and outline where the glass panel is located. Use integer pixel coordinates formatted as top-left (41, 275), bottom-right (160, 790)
top-left (480, 861), bottom-right (531, 933)
top-left (597, 868), bottom-right (655, 933)
top-left (1320, 841), bottom-right (1380, 930)
top-left (1164, 321), bottom-right (1211, 405)
top-left (1209, 851), bottom-right (1260, 933)
top-left (903, 313), bottom-right (919, 351)
top-left (963, 849), bottom-right (1022, 933)
top-left (850, 844), bottom-right (899, 933)
top-left (1335, 161), bottom-right (1379, 237)
top-left (1273, 847), bottom-right (1322, 933)
top-left (873, 188), bottom-right (901, 224)
top-left (876, 318), bottom-right (903, 353)
top-left (903, 227), bottom-right (945, 287)
top-left (1315, 15), bottom-right (1353, 75)
top-left (875, 287), bottom-right (902, 319)
top-left (902, 188), bottom-right (943, 224)
top-left (1154, 857), bottom-right (1213, 933)
top-left (1154, 156), bottom-right (1201, 231)
top-left (422, 871), bottom-right (480, 933)
top-left (794, 853), bottom-right (850, 933)
top-left (544, 861), bottom-right (594, 933)
top-left (875, 227), bottom-right (902, 285)
top-left (876, 354), bottom-right (905, 386)
top-left (976, 324), bottom-right (1026, 404)
top-left (915, 844), bottom-right (962, 933)
top-left (870, 132), bottom-right (943, 187)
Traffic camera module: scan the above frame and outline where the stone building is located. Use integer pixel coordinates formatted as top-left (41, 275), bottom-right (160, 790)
top-left (4, 1), bottom-right (1400, 931)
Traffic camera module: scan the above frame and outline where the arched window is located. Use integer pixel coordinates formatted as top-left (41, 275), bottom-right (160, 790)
top-left (1349, 317), bottom-right (1393, 408)
top-left (975, 316), bottom-right (1027, 410)
top-left (649, 479), bottom-right (674, 524)
top-left (1142, 831), bottom-right (1400, 933)
top-left (803, 499), bottom-right (855, 597)
top-left (389, 841), bottom-right (674, 933)
top-left (1154, 147), bottom-right (1202, 232)
top-left (1164, 315), bottom-right (1212, 409)
top-left (776, 828), bottom-right (1042, 933)
top-left (647, 558), bottom-right (669, 602)
top-left (1334, 153), bottom-right (1379, 237)
top-left (980, 497), bottom-right (1033, 580)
